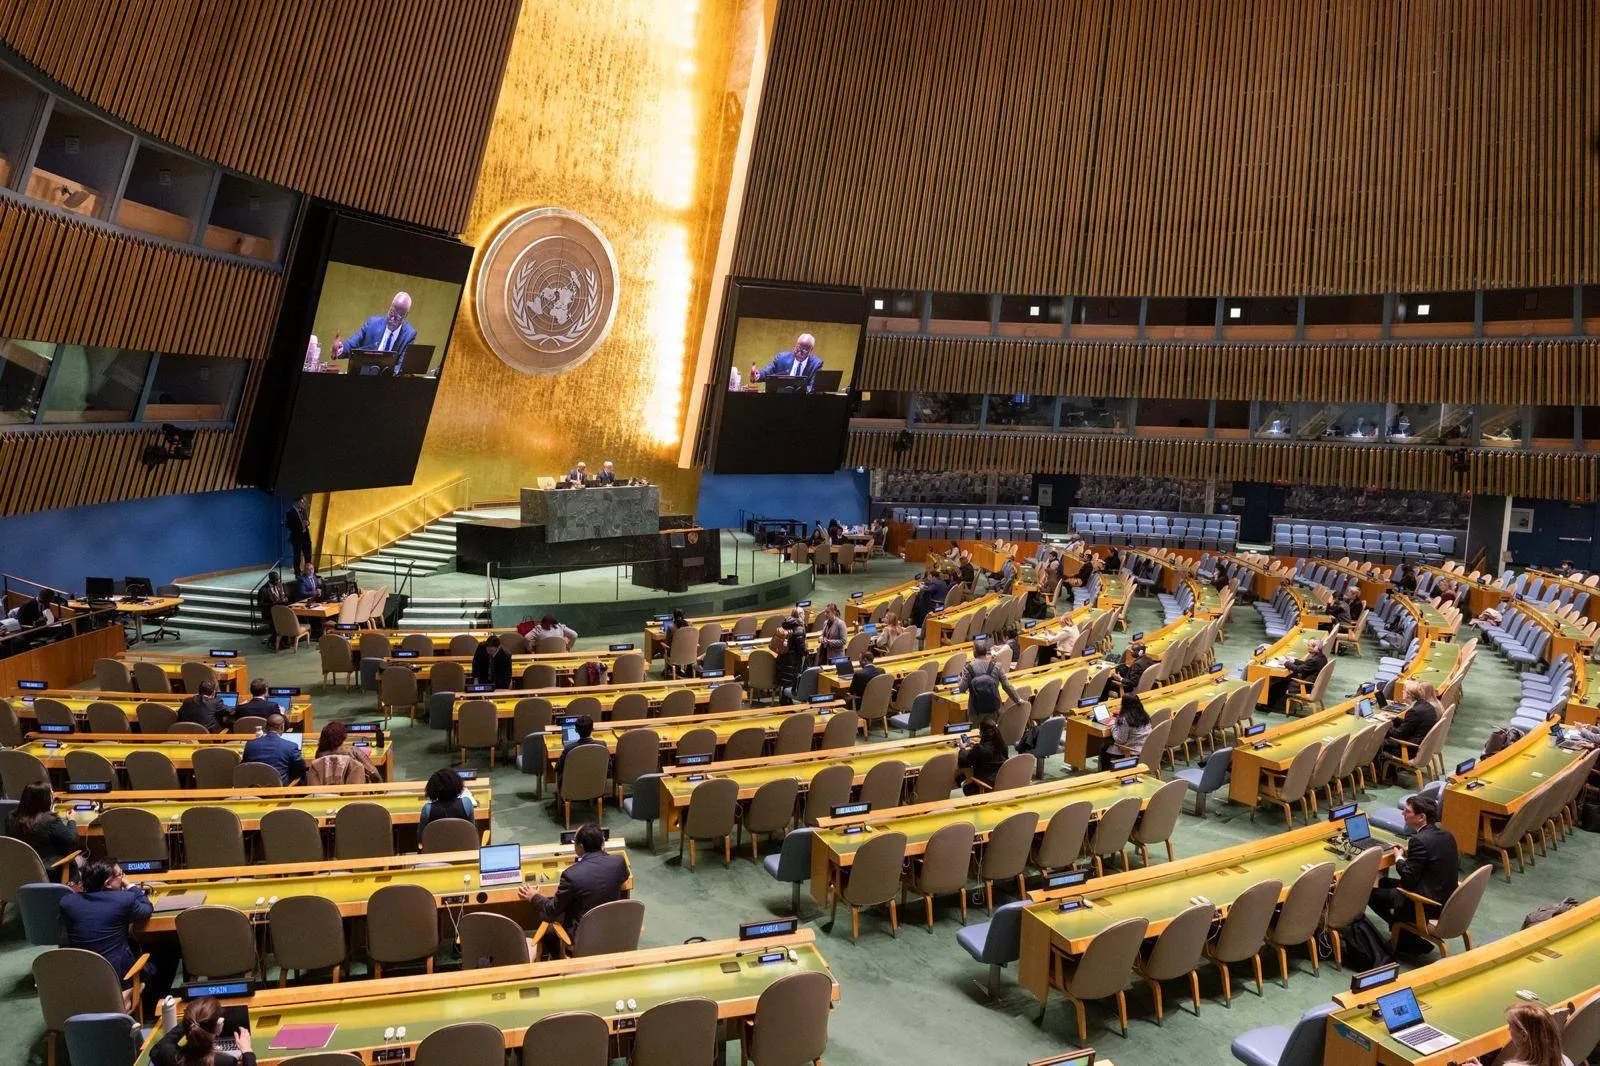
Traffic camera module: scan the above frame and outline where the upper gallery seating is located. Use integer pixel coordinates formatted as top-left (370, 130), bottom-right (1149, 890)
top-left (1070, 508), bottom-right (1239, 552)
top-left (1270, 519), bottom-right (1459, 562)
top-left (892, 506), bottom-right (1042, 541)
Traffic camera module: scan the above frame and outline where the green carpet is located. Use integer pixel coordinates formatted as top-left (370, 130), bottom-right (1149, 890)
top-left (3, 572), bottom-right (1596, 1066)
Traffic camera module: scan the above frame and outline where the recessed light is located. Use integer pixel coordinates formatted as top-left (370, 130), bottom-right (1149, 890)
top-left (1416, 303), bottom-right (1431, 317)
top-left (1228, 307), bottom-right (1242, 320)
top-left (1029, 305), bottom-right (1041, 317)
top-left (872, 299), bottom-right (884, 311)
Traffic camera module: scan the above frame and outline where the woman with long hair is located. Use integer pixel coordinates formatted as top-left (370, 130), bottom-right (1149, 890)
top-left (6, 781), bottom-right (79, 869)
top-left (149, 995), bottom-right (254, 1065)
top-left (1463, 1003), bottom-right (1571, 1066)
top-left (305, 720), bottom-right (379, 784)
top-left (1099, 693), bottom-right (1152, 771)
top-left (958, 718), bottom-right (1010, 795)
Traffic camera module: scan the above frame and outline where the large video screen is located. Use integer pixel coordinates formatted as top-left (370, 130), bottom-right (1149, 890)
top-left (710, 282), bottom-right (864, 474)
top-left (247, 205), bottom-right (473, 494)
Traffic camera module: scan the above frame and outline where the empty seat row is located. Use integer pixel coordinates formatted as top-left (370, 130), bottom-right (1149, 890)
top-left (1502, 572), bottom-right (1592, 613)
top-left (1482, 607), bottom-right (1553, 668)
top-left (893, 505), bottom-right (1042, 541)
top-left (1071, 510), bottom-right (1237, 551)
top-left (1289, 560), bottom-right (1356, 598)
top-left (1271, 521), bottom-right (1457, 562)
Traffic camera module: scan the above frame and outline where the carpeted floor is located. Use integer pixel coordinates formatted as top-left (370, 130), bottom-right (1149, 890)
top-left (2, 569), bottom-right (1595, 1066)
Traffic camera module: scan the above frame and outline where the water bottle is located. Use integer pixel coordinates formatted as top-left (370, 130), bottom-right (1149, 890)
top-left (161, 995), bottom-right (178, 1032)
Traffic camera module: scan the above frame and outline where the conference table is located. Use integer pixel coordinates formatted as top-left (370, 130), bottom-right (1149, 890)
top-left (17, 732), bottom-right (394, 780)
top-left (65, 595), bottom-right (182, 645)
top-left (447, 676), bottom-right (741, 729)
top-left (922, 592), bottom-right (1002, 649)
top-left (16, 688), bottom-right (314, 733)
top-left (1527, 568), bottom-right (1600, 622)
top-left (1018, 820), bottom-right (1399, 1005)
top-left (1130, 614), bottom-right (1210, 662)
top-left (1324, 896), bottom-right (1600, 1065)
top-left (116, 650), bottom-right (249, 691)
top-left (375, 646), bottom-right (642, 690)
top-left (721, 632), bottom-right (826, 678)
top-left (808, 770), bottom-right (1169, 905)
top-left (927, 653), bottom-right (1106, 736)
top-left (1063, 672), bottom-right (1248, 770)
top-left (131, 931), bottom-right (835, 1065)
top-left (1244, 628), bottom-right (1326, 703)
top-left (1227, 695), bottom-right (1385, 808)
top-left (643, 604), bottom-right (815, 659)
top-left (656, 733), bottom-right (964, 836)
top-left (1401, 592), bottom-right (1459, 641)
top-left (128, 842), bottom-right (628, 935)
top-left (1418, 563), bottom-right (1507, 617)
top-left (1438, 718), bottom-right (1591, 854)
top-left (59, 780), bottom-right (490, 857)
top-left (1222, 554), bottom-right (1289, 601)
top-left (845, 579), bottom-right (921, 625)
top-left (1093, 572), bottom-right (1131, 612)
top-left (1567, 655), bottom-right (1600, 726)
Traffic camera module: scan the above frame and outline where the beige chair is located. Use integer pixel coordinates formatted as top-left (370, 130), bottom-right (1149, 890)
top-left (610, 692), bottom-right (649, 722)
top-left (997, 703), bottom-right (1030, 748)
top-left (126, 748), bottom-right (182, 790)
top-left (680, 776), bottom-right (739, 868)
top-left (745, 649), bottom-right (779, 702)
top-left (0, 837), bottom-right (55, 916)
top-left (612, 728), bottom-right (661, 806)
top-left (856, 671), bottom-right (894, 737)
top-left (1381, 713), bottom-right (1451, 789)
top-left (667, 625), bottom-right (700, 678)
top-left (568, 897), bottom-right (645, 958)
top-left (803, 763), bottom-right (855, 826)
top-left (412, 1021), bottom-right (504, 1066)
top-left (65, 750), bottom-right (116, 790)
top-left (398, 633), bottom-right (433, 656)
top-left (446, 633), bottom-right (479, 657)
top-left (675, 727), bottom-right (717, 762)
top-left (564, 695), bottom-right (603, 722)
top-left (741, 970), bottom-right (832, 1066)
top-left (456, 699), bottom-right (501, 767)
top-left (904, 819), bottom-right (976, 931)
top-left (1189, 693), bottom-right (1227, 758)
top-left (93, 658), bottom-right (135, 692)
top-left (1268, 861), bottom-right (1336, 985)
top-left (181, 806), bottom-right (247, 868)
top-left (608, 652), bottom-right (646, 685)
top-left (458, 911), bottom-right (530, 970)
top-left (819, 710), bottom-right (859, 749)
top-left (559, 742), bottom-right (609, 827)
top-left (168, 721), bottom-right (210, 736)
top-left (857, 759), bottom-right (907, 811)
top-left (366, 882), bottom-right (440, 977)
top-left (1305, 733), bottom-right (1349, 814)
top-left (378, 663), bottom-right (419, 724)
top-left (1163, 701), bottom-right (1198, 768)
top-left (99, 806), bottom-right (169, 863)
top-left (1203, 878), bottom-right (1282, 1004)
top-left (773, 712), bottom-right (815, 755)
top-left (632, 996), bottom-right (719, 1066)
top-left (421, 818), bottom-right (481, 854)
top-left (723, 726), bottom-right (766, 762)
top-left (0, 749), bottom-right (47, 798)
top-left (831, 829), bottom-right (906, 939)
top-left (429, 661), bottom-right (466, 697)
top-left (513, 697), bottom-right (555, 742)
top-left (334, 801), bottom-right (394, 859)
top-left (359, 632), bottom-right (393, 661)
top-left (179, 661), bottom-right (217, 693)
top-left (1130, 778), bottom-right (1188, 865)
top-left (177, 904), bottom-right (258, 980)
top-left (707, 682), bottom-right (744, 715)
top-left (520, 1011), bottom-right (611, 1066)
top-left (1285, 660), bottom-right (1335, 716)
top-left (132, 701), bottom-right (175, 735)
top-left (132, 661), bottom-right (172, 694)
top-left (261, 808), bottom-right (325, 864)
top-left (1559, 992), bottom-right (1600, 1066)
top-left (1053, 916), bottom-right (1149, 1041)
top-left (522, 662), bottom-right (558, 690)
top-left (1135, 715), bottom-right (1173, 776)
top-left (1087, 794), bottom-right (1142, 877)
top-left (233, 762), bottom-right (285, 788)
top-left (912, 751), bottom-right (958, 805)
top-left (0, 698), bottom-right (20, 747)
top-left (34, 947), bottom-right (148, 1060)
top-left (979, 810), bottom-right (1038, 913)
top-left (333, 593), bottom-right (361, 628)
top-left (658, 688), bottom-right (697, 719)
top-left (741, 776), bottom-right (799, 859)
top-left (1317, 844), bottom-right (1383, 968)
top-left (188, 747), bottom-right (237, 790)
top-left (1256, 742), bottom-right (1320, 826)
top-left (1137, 902), bottom-right (1215, 1024)
top-left (1032, 799), bottom-right (1092, 874)
top-left (85, 701), bottom-right (131, 734)
top-left (271, 605), bottom-right (311, 651)
top-left (1389, 863), bottom-right (1492, 956)
top-left (268, 895), bottom-right (346, 984)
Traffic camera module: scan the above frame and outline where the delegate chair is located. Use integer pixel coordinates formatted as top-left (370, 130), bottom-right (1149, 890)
top-left (612, 728), bottom-right (661, 807)
top-left (567, 898), bottom-right (644, 958)
top-left (1136, 902), bottom-right (1215, 1024)
top-left (366, 883), bottom-right (440, 977)
top-left (622, 773), bottom-right (664, 850)
top-left (803, 764), bottom-right (854, 825)
top-left (632, 996), bottom-right (719, 1066)
top-left (1032, 800), bottom-right (1092, 875)
top-left (176, 905), bottom-right (258, 981)
top-left (723, 727), bottom-right (766, 762)
top-left (99, 808), bottom-right (167, 864)
top-left (421, 818), bottom-right (480, 854)
top-left (905, 820), bottom-right (974, 929)
top-left (457, 911), bottom-right (530, 970)
top-left (1175, 746), bottom-right (1232, 816)
top-left (0, 749), bottom-right (48, 798)
top-left (675, 728), bottom-right (717, 764)
top-left (1267, 862), bottom-right (1336, 986)
top-left (1203, 878), bottom-right (1281, 1005)
top-left (271, 605), bottom-right (311, 651)
top-left (132, 662), bottom-right (171, 694)
top-left (19, 883), bottom-right (73, 946)
top-left (679, 776), bottom-right (738, 869)
top-left (857, 760), bottom-right (907, 811)
top-left (830, 830), bottom-right (907, 939)
top-left (64, 1012), bottom-right (141, 1066)
top-left (1087, 795), bottom-right (1142, 877)
top-left (261, 808), bottom-right (325, 865)
top-left (181, 806), bottom-right (247, 869)
top-left (34, 948), bottom-right (148, 1065)
top-left (956, 899), bottom-right (1026, 998)
top-left (1230, 1001), bottom-right (1340, 1066)
top-left (268, 896), bottom-right (347, 984)
top-left (520, 1011), bottom-right (611, 1066)
top-left (741, 970), bottom-right (832, 1066)
top-left (772, 712), bottom-right (814, 756)
top-left (762, 827), bottom-right (815, 914)
top-left (912, 751), bottom-right (958, 805)
top-left (1130, 778), bottom-right (1188, 865)
top-left (93, 658), bottom-right (135, 692)
top-left (1052, 916), bottom-right (1150, 1041)
top-left (334, 802), bottom-right (395, 860)
top-left (234, 762), bottom-right (285, 789)
top-left (85, 702), bottom-right (130, 734)
top-left (560, 743), bottom-right (609, 828)
top-left (134, 703), bottom-right (176, 734)
top-left (740, 777), bottom-right (799, 860)
top-left (414, 1022), bottom-right (504, 1066)
top-left (1387, 863), bottom-right (1492, 956)
top-left (1317, 845), bottom-right (1382, 969)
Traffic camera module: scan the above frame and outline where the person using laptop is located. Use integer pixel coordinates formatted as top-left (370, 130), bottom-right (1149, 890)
top-left (957, 718), bottom-right (1010, 795)
top-left (1381, 680), bottom-right (1442, 758)
top-left (149, 995), bottom-right (255, 1066)
top-left (516, 822), bottom-right (628, 936)
top-left (1368, 793), bottom-right (1458, 942)
top-left (419, 767), bottom-right (477, 833)
top-left (241, 714), bottom-right (307, 785)
top-left (848, 649), bottom-right (886, 705)
top-left (753, 332), bottom-right (822, 392)
top-left (232, 678), bottom-right (276, 723)
top-left (332, 291), bottom-right (416, 374)
top-left (178, 679), bottom-right (230, 733)
top-left (1099, 693), bottom-right (1153, 771)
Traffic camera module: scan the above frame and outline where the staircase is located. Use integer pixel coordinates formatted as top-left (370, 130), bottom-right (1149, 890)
top-left (398, 595), bottom-right (494, 629)
top-left (170, 582), bottom-right (262, 634)
top-left (345, 513), bottom-right (475, 581)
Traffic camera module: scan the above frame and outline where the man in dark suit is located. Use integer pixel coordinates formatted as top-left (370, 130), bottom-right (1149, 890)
top-left (1115, 642), bottom-right (1157, 693)
top-left (595, 461), bottom-right (617, 486)
top-left (517, 823), bottom-right (628, 935)
top-left (848, 649), bottom-right (886, 705)
top-left (177, 680), bottom-right (229, 733)
top-left (242, 714), bottom-right (307, 785)
top-left (285, 498), bottom-right (313, 573)
top-left (755, 333), bottom-right (823, 392)
top-left (1267, 638), bottom-right (1328, 709)
top-left (911, 573), bottom-right (950, 627)
top-left (564, 461), bottom-right (589, 486)
top-left (1369, 794), bottom-right (1459, 939)
top-left (471, 635), bottom-right (513, 690)
top-left (233, 678), bottom-right (276, 724)
top-left (296, 563), bottom-right (324, 603)
top-left (333, 291), bottom-right (417, 374)
top-left (60, 859), bottom-right (170, 1013)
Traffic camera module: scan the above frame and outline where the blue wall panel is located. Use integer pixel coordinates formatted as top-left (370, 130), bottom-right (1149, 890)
top-left (695, 470), bottom-right (870, 533)
top-left (0, 489), bottom-right (284, 593)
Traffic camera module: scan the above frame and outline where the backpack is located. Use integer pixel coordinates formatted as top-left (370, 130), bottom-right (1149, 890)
top-left (1483, 726), bottom-right (1525, 757)
top-left (966, 659), bottom-right (1002, 717)
top-left (1336, 916), bottom-right (1394, 972)
top-left (1522, 898), bottom-right (1582, 928)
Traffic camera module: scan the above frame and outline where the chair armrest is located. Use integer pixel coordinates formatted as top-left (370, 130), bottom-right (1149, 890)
top-left (122, 952), bottom-right (151, 984)
top-left (1396, 886), bottom-right (1439, 927)
top-left (481, 830), bottom-right (491, 846)
top-left (50, 852), bottom-right (81, 881)
top-left (967, 777), bottom-right (993, 793)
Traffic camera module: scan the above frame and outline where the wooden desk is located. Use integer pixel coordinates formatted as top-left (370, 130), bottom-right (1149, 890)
top-left (133, 932), bottom-right (835, 1065)
top-left (447, 676), bottom-right (736, 725)
top-left (66, 596), bottom-right (182, 644)
top-left (656, 733), bottom-right (963, 835)
top-left (922, 592), bottom-right (1002, 648)
top-left (1228, 696), bottom-right (1380, 807)
top-left (1567, 655), bottom-right (1600, 726)
top-left (845, 579), bottom-right (921, 626)
top-left (810, 770), bottom-right (1168, 905)
top-left (116, 651), bottom-right (249, 691)
top-left (19, 689), bottom-right (313, 734)
top-left (644, 604), bottom-right (812, 659)
top-left (18, 732), bottom-right (393, 781)
top-left (1324, 896), bottom-right (1600, 1066)
top-left (291, 600), bottom-right (340, 623)
top-left (60, 780), bottom-right (488, 857)
top-left (1019, 821), bottom-right (1397, 1005)
top-left (1439, 718), bottom-right (1588, 854)
top-left (1065, 673), bottom-right (1246, 769)
top-left (381, 647), bottom-right (638, 690)
top-left (129, 842), bottom-right (626, 935)
top-left (1094, 573), bottom-right (1131, 612)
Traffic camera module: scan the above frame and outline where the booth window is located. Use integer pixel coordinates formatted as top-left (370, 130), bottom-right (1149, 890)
top-left (145, 354), bottom-right (245, 422)
top-left (29, 100), bottom-right (134, 221)
top-left (39, 346), bottom-right (151, 423)
top-left (0, 338), bottom-right (54, 424)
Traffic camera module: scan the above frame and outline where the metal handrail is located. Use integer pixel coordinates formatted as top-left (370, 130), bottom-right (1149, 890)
top-left (335, 475), bottom-right (475, 560)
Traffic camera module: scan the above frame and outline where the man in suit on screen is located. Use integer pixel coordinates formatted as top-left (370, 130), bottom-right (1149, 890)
top-left (754, 332), bottom-right (823, 391)
top-left (333, 291), bottom-right (417, 374)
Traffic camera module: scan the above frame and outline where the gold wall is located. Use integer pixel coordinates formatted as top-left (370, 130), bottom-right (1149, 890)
top-left (323, 0), bottom-right (758, 541)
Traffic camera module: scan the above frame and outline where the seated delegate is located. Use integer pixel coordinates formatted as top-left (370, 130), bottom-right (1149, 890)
top-left (7, 781), bottom-right (81, 871)
top-left (241, 714), bottom-right (307, 785)
top-left (472, 634), bottom-right (514, 689)
top-left (516, 822), bottom-right (628, 934)
top-left (60, 859), bottom-right (171, 1013)
top-left (177, 680), bottom-right (230, 733)
top-left (232, 678), bottom-right (276, 722)
top-left (419, 767), bottom-right (477, 833)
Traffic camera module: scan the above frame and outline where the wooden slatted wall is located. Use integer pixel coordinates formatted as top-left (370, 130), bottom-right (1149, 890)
top-left (736, 0), bottom-right (1599, 295)
top-left (0, 0), bottom-right (522, 233)
top-left (0, 199), bottom-right (281, 353)
top-left (859, 334), bottom-right (1600, 406)
top-left (847, 428), bottom-right (1600, 501)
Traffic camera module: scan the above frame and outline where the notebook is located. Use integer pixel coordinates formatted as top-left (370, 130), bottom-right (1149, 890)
top-left (152, 892), bottom-right (207, 913)
top-left (269, 1023), bottom-right (338, 1051)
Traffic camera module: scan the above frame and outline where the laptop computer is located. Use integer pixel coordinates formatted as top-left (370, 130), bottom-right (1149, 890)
top-left (1375, 986), bottom-right (1457, 1054)
top-left (397, 344), bottom-right (436, 375)
top-left (762, 375), bottom-right (807, 394)
top-left (831, 656), bottom-right (853, 678)
top-left (1342, 812), bottom-right (1385, 851)
top-left (478, 843), bottom-right (523, 887)
top-left (348, 349), bottom-right (400, 376)
top-left (812, 369), bottom-right (843, 392)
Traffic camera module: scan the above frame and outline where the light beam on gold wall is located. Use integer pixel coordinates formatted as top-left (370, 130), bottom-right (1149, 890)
top-left (321, 0), bottom-right (757, 547)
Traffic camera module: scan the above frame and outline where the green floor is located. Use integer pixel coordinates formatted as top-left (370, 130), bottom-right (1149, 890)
top-left (4, 572), bottom-right (1597, 1066)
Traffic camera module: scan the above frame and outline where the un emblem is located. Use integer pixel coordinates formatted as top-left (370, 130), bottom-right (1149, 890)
top-left (475, 207), bottom-right (619, 375)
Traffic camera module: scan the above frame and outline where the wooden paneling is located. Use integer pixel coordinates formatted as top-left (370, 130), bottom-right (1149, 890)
top-left (0, 199), bottom-right (281, 353)
top-left (0, 0), bottom-right (522, 233)
top-left (736, 0), bottom-right (1598, 295)
top-left (858, 334), bottom-right (1600, 406)
top-left (0, 622), bottom-right (125, 691)
top-left (847, 427), bottom-right (1600, 501)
